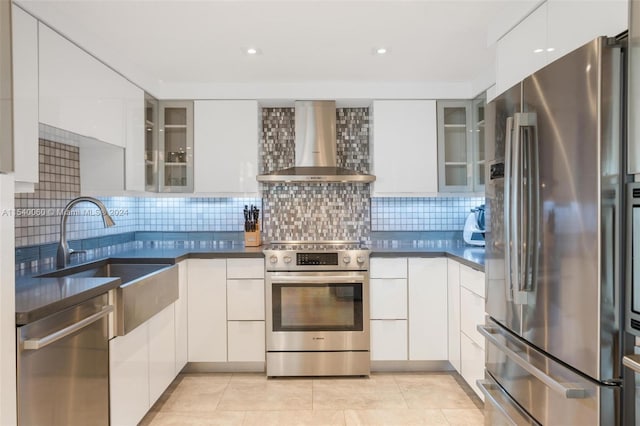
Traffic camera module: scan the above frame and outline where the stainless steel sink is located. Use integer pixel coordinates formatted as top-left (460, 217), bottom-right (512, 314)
top-left (39, 260), bottom-right (179, 336)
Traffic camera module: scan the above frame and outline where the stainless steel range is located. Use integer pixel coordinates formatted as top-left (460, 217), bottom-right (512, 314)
top-left (264, 241), bottom-right (370, 377)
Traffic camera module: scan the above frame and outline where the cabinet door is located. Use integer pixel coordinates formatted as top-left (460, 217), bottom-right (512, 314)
top-left (39, 23), bottom-right (127, 147)
top-left (194, 100), bottom-right (259, 195)
top-left (159, 100), bottom-right (194, 193)
top-left (227, 321), bottom-right (265, 362)
top-left (187, 259), bottom-right (227, 362)
top-left (460, 332), bottom-right (485, 401)
top-left (12, 6), bottom-right (38, 186)
top-left (370, 319), bottom-right (408, 361)
top-left (437, 100), bottom-right (472, 192)
top-left (547, 0), bottom-right (627, 64)
top-left (408, 258), bottom-right (447, 361)
top-left (148, 304), bottom-right (176, 405)
top-left (175, 260), bottom-right (188, 374)
top-left (495, 3), bottom-right (548, 97)
top-left (447, 259), bottom-right (461, 372)
top-left (124, 84), bottom-right (145, 192)
top-left (109, 322), bottom-right (150, 426)
top-left (371, 100), bottom-right (438, 196)
top-left (370, 278), bottom-right (407, 319)
top-left (227, 279), bottom-right (265, 321)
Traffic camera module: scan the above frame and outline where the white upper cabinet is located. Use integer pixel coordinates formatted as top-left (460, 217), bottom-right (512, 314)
top-left (194, 100), bottom-right (259, 195)
top-left (12, 6), bottom-right (38, 187)
top-left (124, 85), bottom-right (145, 192)
top-left (495, 3), bottom-right (548, 97)
top-left (39, 23), bottom-right (131, 148)
top-left (495, 1), bottom-right (628, 99)
top-left (371, 100), bottom-right (438, 197)
top-left (547, 0), bottom-right (627, 63)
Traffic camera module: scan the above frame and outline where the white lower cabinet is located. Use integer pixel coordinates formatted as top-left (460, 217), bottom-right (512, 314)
top-left (460, 331), bottom-right (485, 400)
top-left (187, 258), bottom-right (265, 364)
top-left (371, 319), bottom-right (408, 361)
top-left (370, 257), bottom-right (449, 363)
top-left (228, 321), bottom-right (266, 362)
top-left (148, 304), bottom-right (176, 405)
top-left (175, 260), bottom-right (188, 374)
top-left (187, 259), bottom-right (227, 362)
top-left (408, 258), bottom-right (447, 360)
top-left (109, 321), bottom-right (150, 426)
top-left (447, 259), bottom-right (461, 372)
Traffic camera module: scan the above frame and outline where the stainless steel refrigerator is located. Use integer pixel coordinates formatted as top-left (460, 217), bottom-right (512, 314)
top-left (482, 36), bottom-right (626, 425)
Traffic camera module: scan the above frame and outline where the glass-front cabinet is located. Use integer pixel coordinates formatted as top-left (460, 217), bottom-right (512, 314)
top-left (437, 95), bottom-right (486, 193)
top-left (144, 94), bottom-right (158, 192)
top-left (472, 94), bottom-right (486, 193)
top-left (159, 100), bottom-right (194, 192)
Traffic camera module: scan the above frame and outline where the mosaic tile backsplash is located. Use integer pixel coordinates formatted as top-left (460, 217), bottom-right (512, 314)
top-left (260, 107), bottom-right (371, 241)
top-left (371, 197), bottom-right (485, 231)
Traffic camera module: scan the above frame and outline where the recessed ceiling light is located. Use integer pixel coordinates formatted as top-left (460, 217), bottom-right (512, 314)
top-left (546, 47), bottom-right (555, 52)
top-left (244, 47), bottom-right (262, 56)
top-left (373, 47), bottom-right (389, 55)
top-left (533, 48), bottom-right (544, 53)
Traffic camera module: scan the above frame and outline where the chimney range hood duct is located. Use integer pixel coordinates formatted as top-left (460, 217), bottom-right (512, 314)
top-left (257, 100), bottom-right (375, 183)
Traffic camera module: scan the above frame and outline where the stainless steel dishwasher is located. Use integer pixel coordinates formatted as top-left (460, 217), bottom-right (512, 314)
top-left (17, 293), bottom-right (113, 426)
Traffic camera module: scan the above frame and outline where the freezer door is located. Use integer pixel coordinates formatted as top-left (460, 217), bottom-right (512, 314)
top-left (485, 83), bottom-right (522, 333)
top-left (482, 319), bottom-right (620, 425)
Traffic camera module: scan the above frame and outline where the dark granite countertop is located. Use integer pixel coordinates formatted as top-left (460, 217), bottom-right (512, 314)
top-left (16, 231), bottom-right (484, 325)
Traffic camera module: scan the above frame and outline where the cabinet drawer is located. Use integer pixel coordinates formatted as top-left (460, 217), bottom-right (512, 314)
top-left (370, 319), bottom-right (407, 361)
top-left (227, 279), bottom-right (265, 321)
top-left (227, 321), bottom-right (265, 362)
top-left (227, 258), bottom-right (264, 279)
top-left (460, 287), bottom-right (485, 350)
top-left (460, 332), bottom-right (485, 401)
top-left (370, 278), bottom-right (407, 319)
top-left (460, 264), bottom-right (485, 297)
top-left (370, 258), bottom-right (407, 279)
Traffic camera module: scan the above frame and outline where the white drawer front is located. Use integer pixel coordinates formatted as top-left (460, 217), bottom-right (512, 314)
top-left (460, 264), bottom-right (485, 297)
top-left (370, 278), bottom-right (407, 320)
top-left (460, 286), bottom-right (485, 350)
top-left (227, 258), bottom-right (264, 279)
top-left (460, 332), bottom-right (485, 401)
top-left (370, 319), bottom-right (408, 361)
top-left (227, 279), bottom-right (265, 321)
top-left (370, 258), bottom-right (407, 279)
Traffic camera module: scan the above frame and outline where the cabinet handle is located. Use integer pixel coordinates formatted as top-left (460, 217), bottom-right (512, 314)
top-left (478, 324), bottom-right (587, 399)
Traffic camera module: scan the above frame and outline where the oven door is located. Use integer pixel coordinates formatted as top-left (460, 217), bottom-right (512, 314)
top-left (266, 271), bottom-right (370, 351)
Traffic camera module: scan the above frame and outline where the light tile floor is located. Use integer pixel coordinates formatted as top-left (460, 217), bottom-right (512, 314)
top-left (140, 372), bottom-right (484, 426)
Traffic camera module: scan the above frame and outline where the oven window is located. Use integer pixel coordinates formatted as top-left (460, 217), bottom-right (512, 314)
top-left (272, 284), bottom-right (363, 332)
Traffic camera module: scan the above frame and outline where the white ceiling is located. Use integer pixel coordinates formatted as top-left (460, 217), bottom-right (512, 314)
top-left (14, 0), bottom-right (541, 99)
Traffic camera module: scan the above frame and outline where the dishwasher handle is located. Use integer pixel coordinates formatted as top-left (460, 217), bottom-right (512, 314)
top-left (623, 354), bottom-right (640, 373)
top-left (23, 305), bottom-right (114, 351)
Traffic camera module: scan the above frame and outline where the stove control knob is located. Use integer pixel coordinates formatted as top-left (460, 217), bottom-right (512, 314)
top-left (343, 255), bottom-right (351, 264)
top-left (356, 256), bottom-right (365, 264)
top-left (283, 255), bottom-right (292, 264)
top-left (269, 255), bottom-right (278, 264)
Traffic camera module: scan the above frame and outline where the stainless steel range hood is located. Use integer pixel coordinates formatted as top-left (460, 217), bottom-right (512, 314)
top-left (257, 100), bottom-right (375, 183)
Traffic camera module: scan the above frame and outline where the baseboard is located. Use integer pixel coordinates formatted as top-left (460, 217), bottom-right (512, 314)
top-left (370, 360), bottom-right (453, 372)
top-left (182, 362), bottom-right (265, 373)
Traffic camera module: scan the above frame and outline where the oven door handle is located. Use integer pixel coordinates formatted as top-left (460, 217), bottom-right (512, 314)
top-left (271, 275), bottom-right (365, 284)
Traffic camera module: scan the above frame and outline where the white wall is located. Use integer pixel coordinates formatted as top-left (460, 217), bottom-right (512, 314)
top-left (0, 173), bottom-right (16, 425)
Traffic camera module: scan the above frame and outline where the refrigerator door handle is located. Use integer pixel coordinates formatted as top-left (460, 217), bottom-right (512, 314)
top-left (512, 112), bottom-right (539, 303)
top-left (504, 116), bottom-right (516, 302)
top-left (478, 325), bottom-right (588, 399)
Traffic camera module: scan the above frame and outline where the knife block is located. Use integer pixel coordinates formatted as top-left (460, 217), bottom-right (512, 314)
top-left (244, 224), bottom-right (262, 247)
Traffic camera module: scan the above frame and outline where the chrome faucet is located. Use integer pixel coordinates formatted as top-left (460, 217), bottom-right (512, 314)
top-left (57, 196), bottom-right (116, 268)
